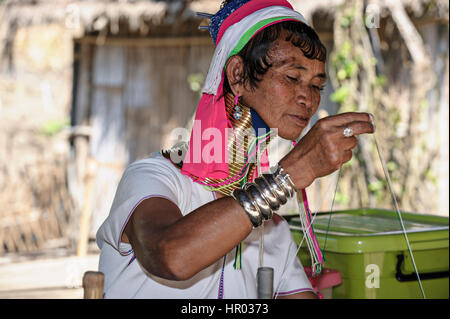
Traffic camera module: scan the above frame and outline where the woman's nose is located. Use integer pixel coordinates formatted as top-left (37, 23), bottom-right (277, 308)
top-left (296, 84), bottom-right (314, 114)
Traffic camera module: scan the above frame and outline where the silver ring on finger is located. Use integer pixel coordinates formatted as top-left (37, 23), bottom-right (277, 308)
top-left (343, 126), bottom-right (354, 138)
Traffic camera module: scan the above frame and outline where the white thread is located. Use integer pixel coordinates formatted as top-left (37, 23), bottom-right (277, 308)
top-left (274, 175), bottom-right (337, 298)
top-left (372, 134), bottom-right (426, 299)
top-left (274, 133), bottom-right (427, 299)
top-left (259, 223), bottom-right (264, 268)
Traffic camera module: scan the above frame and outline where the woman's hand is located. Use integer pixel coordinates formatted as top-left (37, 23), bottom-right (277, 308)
top-left (279, 112), bottom-right (375, 190)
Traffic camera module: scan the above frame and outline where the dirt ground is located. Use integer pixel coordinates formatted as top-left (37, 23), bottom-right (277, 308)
top-left (0, 249), bottom-right (99, 299)
top-left (0, 286), bottom-right (83, 299)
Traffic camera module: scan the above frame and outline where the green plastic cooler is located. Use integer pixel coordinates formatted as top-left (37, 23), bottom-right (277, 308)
top-left (288, 208), bottom-right (449, 299)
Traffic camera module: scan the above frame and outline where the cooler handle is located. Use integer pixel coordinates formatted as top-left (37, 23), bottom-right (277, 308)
top-left (395, 254), bottom-right (449, 282)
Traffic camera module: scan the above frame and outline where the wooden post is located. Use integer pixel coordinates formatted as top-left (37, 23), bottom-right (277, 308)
top-left (83, 271), bottom-right (104, 299)
top-left (76, 158), bottom-right (96, 257)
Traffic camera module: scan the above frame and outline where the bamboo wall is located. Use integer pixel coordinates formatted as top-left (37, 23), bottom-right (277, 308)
top-left (0, 23), bottom-right (74, 254)
top-left (71, 37), bottom-right (215, 246)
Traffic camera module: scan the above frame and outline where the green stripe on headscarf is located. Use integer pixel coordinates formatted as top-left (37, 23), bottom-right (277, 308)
top-left (227, 16), bottom-right (306, 60)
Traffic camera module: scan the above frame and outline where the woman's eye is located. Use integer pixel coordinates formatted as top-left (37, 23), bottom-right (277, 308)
top-left (286, 75), bottom-right (298, 82)
top-left (312, 85), bottom-right (325, 92)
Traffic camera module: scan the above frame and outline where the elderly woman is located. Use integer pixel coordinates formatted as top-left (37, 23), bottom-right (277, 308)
top-left (96, 0), bottom-right (375, 299)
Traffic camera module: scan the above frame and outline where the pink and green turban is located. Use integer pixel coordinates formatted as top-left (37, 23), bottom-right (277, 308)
top-left (181, 0), bottom-right (309, 181)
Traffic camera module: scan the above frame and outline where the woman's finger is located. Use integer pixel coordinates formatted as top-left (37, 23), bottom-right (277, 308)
top-left (321, 112), bottom-right (374, 127)
top-left (340, 136), bottom-right (358, 150)
top-left (339, 120), bottom-right (375, 137)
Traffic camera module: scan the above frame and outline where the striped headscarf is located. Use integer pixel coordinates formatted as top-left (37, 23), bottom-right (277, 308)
top-left (181, 0), bottom-right (309, 182)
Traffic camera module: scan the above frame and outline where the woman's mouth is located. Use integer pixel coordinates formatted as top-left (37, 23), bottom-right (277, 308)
top-left (287, 114), bottom-right (309, 127)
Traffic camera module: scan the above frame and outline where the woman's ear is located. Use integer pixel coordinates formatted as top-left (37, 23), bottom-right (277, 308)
top-left (225, 55), bottom-right (245, 96)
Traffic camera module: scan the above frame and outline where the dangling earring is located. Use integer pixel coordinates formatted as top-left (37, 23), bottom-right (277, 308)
top-left (233, 94), bottom-right (243, 120)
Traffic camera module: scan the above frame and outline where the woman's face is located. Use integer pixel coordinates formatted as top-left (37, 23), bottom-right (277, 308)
top-left (239, 30), bottom-right (326, 141)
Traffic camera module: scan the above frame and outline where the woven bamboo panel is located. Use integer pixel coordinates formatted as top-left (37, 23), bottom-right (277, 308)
top-left (0, 158), bottom-right (73, 254)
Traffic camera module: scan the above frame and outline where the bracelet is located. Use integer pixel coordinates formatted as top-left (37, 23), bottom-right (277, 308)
top-left (253, 176), bottom-right (281, 211)
top-left (277, 164), bottom-right (297, 191)
top-left (244, 183), bottom-right (273, 220)
top-left (272, 164), bottom-right (296, 197)
top-left (231, 163), bottom-right (297, 228)
top-left (232, 188), bottom-right (263, 228)
top-left (261, 172), bottom-right (288, 205)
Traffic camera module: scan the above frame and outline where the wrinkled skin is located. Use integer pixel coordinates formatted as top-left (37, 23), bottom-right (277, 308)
top-left (226, 30), bottom-right (375, 189)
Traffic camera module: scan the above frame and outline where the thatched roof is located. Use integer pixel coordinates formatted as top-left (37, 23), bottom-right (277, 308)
top-left (292, 0), bottom-right (448, 21)
top-left (1, 0), bottom-right (448, 37)
top-left (1, 0), bottom-right (208, 37)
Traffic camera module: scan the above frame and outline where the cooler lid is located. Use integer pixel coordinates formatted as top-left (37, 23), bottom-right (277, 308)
top-left (290, 208), bottom-right (448, 236)
top-left (289, 208), bottom-right (449, 253)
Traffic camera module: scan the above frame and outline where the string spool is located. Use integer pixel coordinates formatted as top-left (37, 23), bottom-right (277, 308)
top-left (257, 267), bottom-right (274, 299)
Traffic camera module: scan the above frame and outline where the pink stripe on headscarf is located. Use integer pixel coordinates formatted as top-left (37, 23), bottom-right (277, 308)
top-left (181, 77), bottom-right (229, 181)
top-left (215, 0), bottom-right (294, 45)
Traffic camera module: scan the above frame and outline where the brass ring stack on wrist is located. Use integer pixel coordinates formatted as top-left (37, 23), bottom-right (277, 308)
top-left (231, 163), bottom-right (297, 228)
